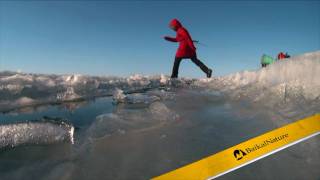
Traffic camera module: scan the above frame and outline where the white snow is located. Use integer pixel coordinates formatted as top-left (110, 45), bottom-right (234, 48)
top-left (223, 51), bottom-right (320, 87)
top-left (112, 88), bottom-right (127, 103)
top-left (1, 51), bottom-right (319, 180)
top-left (56, 87), bottom-right (81, 101)
top-left (127, 74), bottom-right (151, 86)
top-left (160, 74), bottom-right (168, 85)
top-left (0, 74), bottom-right (34, 82)
top-left (14, 97), bottom-right (35, 106)
top-left (128, 74), bottom-right (144, 81)
top-left (65, 74), bottom-right (82, 84)
top-left (0, 84), bottom-right (24, 92)
top-left (190, 51), bottom-right (320, 106)
top-left (0, 50), bottom-right (319, 111)
top-left (35, 76), bottom-right (56, 87)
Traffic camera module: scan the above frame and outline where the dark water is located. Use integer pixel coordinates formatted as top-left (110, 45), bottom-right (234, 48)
top-left (0, 89), bottom-right (319, 180)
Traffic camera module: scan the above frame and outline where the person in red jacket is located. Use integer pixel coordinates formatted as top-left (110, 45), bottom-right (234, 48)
top-left (277, 52), bottom-right (291, 60)
top-left (164, 19), bottom-right (212, 78)
top-left (277, 52), bottom-right (286, 60)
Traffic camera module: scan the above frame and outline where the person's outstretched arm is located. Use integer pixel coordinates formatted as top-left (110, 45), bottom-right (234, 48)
top-left (164, 36), bottom-right (178, 42)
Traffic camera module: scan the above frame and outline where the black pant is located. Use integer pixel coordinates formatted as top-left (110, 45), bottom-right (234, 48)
top-left (171, 56), bottom-right (209, 78)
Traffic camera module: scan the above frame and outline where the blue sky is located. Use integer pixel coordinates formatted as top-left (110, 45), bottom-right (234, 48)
top-left (0, 1), bottom-right (319, 77)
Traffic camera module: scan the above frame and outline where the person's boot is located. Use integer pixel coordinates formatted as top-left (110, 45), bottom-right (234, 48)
top-left (207, 69), bottom-right (212, 78)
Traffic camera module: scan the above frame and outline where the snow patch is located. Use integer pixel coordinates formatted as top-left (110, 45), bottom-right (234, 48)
top-left (56, 87), bottom-right (81, 101)
top-left (0, 74), bottom-right (34, 82)
top-left (15, 97), bottom-right (35, 106)
top-left (0, 50), bottom-right (319, 111)
top-left (112, 88), bottom-right (127, 103)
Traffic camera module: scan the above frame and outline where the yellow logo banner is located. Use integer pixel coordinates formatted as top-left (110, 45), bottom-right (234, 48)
top-left (152, 114), bottom-right (320, 180)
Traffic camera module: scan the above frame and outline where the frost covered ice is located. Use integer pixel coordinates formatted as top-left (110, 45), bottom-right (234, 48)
top-left (0, 51), bottom-right (319, 113)
top-left (86, 101), bottom-right (178, 140)
top-left (0, 51), bottom-right (319, 180)
top-left (195, 51), bottom-right (320, 106)
top-left (0, 117), bottom-right (74, 148)
top-left (112, 88), bottom-right (161, 104)
top-left (0, 51), bottom-right (320, 135)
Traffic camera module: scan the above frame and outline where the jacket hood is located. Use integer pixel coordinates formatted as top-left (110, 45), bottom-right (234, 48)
top-left (169, 19), bottom-right (182, 30)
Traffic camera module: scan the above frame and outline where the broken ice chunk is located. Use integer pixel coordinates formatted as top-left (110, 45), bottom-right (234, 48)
top-left (112, 88), bottom-right (127, 103)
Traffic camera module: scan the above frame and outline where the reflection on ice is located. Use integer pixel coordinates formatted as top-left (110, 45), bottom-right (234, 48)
top-left (86, 101), bottom-right (179, 140)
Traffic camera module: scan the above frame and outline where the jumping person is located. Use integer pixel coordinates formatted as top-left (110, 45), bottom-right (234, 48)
top-left (164, 19), bottom-right (212, 78)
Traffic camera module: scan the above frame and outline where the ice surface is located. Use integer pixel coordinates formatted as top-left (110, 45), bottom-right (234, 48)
top-left (1, 51), bottom-right (318, 108)
top-left (194, 51), bottom-right (320, 111)
top-left (0, 51), bottom-right (319, 179)
top-left (112, 88), bottom-right (127, 103)
top-left (0, 117), bottom-right (74, 149)
top-left (86, 101), bottom-right (178, 140)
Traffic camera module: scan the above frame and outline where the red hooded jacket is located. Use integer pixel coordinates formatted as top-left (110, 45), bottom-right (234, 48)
top-left (277, 52), bottom-right (286, 60)
top-left (165, 19), bottom-right (196, 58)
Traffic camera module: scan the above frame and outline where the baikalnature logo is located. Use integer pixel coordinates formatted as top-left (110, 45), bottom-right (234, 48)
top-left (233, 149), bottom-right (247, 160)
top-left (233, 133), bottom-right (289, 160)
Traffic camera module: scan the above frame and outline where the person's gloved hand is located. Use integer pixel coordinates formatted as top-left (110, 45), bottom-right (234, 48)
top-left (164, 36), bottom-right (177, 42)
top-left (164, 36), bottom-right (170, 41)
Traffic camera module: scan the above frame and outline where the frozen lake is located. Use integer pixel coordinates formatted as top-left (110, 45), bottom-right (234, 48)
top-left (0, 87), bottom-right (319, 180)
top-left (0, 51), bottom-right (319, 179)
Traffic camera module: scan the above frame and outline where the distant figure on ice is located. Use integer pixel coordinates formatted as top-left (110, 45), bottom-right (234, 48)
top-left (277, 52), bottom-right (290, 60)
top-left (261, 54), bottom-right (275, 67)
top-left (261, 52), bottom-right (291, 67)
top-left (164, 19), bottom-right (212, 78)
